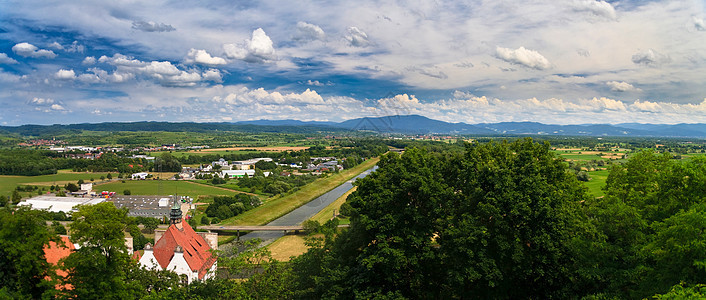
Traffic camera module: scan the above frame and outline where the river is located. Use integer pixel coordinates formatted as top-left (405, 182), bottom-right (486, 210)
top-left (234, 166), bottom-right (377, 246)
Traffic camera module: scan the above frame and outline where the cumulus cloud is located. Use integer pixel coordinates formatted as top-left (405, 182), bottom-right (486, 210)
top-left (694, 17), bottom-right (706, 31)
top-left (0, 53), bottom-right (18, 64)
top-left (631, 49), bottom-right (671, 66)
top-left (186, 49), bottom-right (226, 66)
top-left (223, 28), bottom-right (276, 63)
top-left (202, 69), bottom-right (223, 83)
top-left (571, 0), bottom-right (617, 19)
top-left (91, 53), bottom-right (216, 86)
top-left (55, 69), bottom-right (76, 80)
top-left (12, 42), bottom-right (57, 59)
top-left (212, 87), bottom-right (325, 106)
top-left (293, 21), bottom-right (326, 42)
top-left (50, 104), bottom-right (66, 111)
top-left (82, 56), bottom-right (96, 65)
top-left (496, 46), bottom-right (551, 70)
top-left (345, 27), bottom-right (371, 47)
top-left (132, 21), bottom-right (176, 32)
top-left (48, 42), bottom-right (63, 50)
top-left (306, 80), bottom-right (324, 86)
top-left (606, 81), bottom-right (641, 92)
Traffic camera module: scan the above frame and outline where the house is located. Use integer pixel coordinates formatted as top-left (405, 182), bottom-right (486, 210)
top-left (212, 158), bottom-right (229, 168)
top-left (138, 203), bottom-right (217, 283)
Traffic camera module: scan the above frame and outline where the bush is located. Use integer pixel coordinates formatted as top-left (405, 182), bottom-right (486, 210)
top-left (123, 189), bottom-right (131, 195)
top-left (201, 216), bottom-right (211, 225)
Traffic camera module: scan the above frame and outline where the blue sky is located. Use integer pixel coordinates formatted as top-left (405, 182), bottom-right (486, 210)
top-left (0, 0), bottom-right (705, 125)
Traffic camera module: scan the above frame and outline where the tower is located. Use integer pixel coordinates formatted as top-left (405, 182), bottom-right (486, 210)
top-left (169, 196), bottom-right (182, 225)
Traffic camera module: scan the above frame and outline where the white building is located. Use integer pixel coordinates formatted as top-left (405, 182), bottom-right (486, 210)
top-left (131, 172), bottom-right (149, 180)
top-left (18, 195), bottom-right (106, 213)
top-left (138, 205), bottom-right (217, 283)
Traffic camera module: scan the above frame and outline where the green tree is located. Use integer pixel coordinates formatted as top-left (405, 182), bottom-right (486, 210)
top-left (52, 221), bottom-right (67, 235)
top-left (142, 217), bottom-right (159, 234)
top-left (60, 202), bottom-right (134, 299)
top-left (123, 189), bottom-right (131, 195)
top-left (0, 206), bottom-right (59, 298)
top-left (11, 190), bottom-right (21, 204)
top-left (106, 173), bottom-right (112, 180)
top-left (292, 139), bottom-right (593, 299)
top-left (66, 183), bottom-right (79, 193)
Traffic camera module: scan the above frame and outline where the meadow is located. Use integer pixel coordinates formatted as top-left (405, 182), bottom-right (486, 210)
top-left (94, 180), bottom-right (243, 200)
top-left (0, 170), bottom-right (111, 197)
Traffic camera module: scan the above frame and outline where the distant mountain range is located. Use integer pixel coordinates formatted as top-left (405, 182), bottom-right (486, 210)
top-left (2, 115), bottom-right (706, 138)
top-left (238, 115), bottom-right (706, 138)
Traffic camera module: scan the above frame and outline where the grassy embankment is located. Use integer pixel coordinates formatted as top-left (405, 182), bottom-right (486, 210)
top-left (222, 157), bottom-right (379, 226)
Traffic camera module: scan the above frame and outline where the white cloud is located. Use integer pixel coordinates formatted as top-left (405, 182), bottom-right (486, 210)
top-left (55, 69), bottom-right (76, 80)
top-left (306, 80), bottom-right (324, 86)
top-left (0, 53), bottom-right (18, 64)
top-left (50, 104), bottom-right (66, 111)
top-left (66, 41), bottom-right (85, 53)
top-left (294, 21), bottom-right (325, 42)
top-left (11, 42), bottom-right (57, 59)
top-left (141, 61), bottom-right (181, 76)
top-left (631, 49), bottom-right (671, 67)
top-left (694, 17), bottom-right (706, 31)
top-left (132, 21), bottom-right (176, 32)
top-left (223, 28), bottom-right (276, 63)
top-left (29, 97), bottom-right (55, 105)
top-left (345, 27), bottom-right (370, 47)
top-left (571, 0), bottom-right (616, 20)
top-left (496, 46), bottom-right (551, 70)
top-left (186, 49), bottom-right (226, 66)
top-left (48, 42), bottom-right (63, 50)
top-left (606, 81), bottom-right (641, 92)
top-left (202, 69), bottom-right (223, 83)
top-left (83, 56), bottom-right (96, 65)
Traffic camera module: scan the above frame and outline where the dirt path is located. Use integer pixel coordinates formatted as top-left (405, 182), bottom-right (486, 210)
top-left (183, 180), bottom-right (259, 196)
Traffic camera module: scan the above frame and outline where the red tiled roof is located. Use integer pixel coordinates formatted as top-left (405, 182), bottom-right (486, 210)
top-left (43, 235), bottom-right (75, 290)
top-left (152, 220), bottom-right (216, 279)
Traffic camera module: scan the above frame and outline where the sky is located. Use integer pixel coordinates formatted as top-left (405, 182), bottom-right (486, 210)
top-left (0, 0), bottom-right (705, 126)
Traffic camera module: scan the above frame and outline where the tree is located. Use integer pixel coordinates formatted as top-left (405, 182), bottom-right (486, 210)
top-left (60, 202), bottom-right (134, 299)
top-left (123, 189), bottom-right (131, 195)
top-left (66, 183), bottom-right (79, 193)
top-left (201, 216), bottom-right (211, 225)
top-left (78, 179), bottom-right (85, 185)
top-left (11, 190), bottom-right (21, 204)
top-left (292, 139), bottom-right (593, 299)
top-left (106, 173), bottom-right (112, 180)
top-left (142, 217), bottom-right (159, 234)
top-left (0, 206), bottom-right (59, 298)
top-left (52, 221), bottom-right (67, 235)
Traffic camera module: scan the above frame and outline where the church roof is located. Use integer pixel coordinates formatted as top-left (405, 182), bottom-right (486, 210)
top-left (152, 220), bottom-right (216, 279)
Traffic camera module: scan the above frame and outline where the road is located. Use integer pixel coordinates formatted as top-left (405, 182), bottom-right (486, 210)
top-left (231, 166), bottom-right (377, 246)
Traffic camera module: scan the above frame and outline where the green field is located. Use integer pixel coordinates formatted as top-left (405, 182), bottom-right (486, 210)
top-left (222, 157), bottom-right (380, 226)
top-left (94, 180), bottom-right (243, 200)
top-left (583, 169), bottom-right (610, 198)
top-left (0, 170), bottom-right (111, 198)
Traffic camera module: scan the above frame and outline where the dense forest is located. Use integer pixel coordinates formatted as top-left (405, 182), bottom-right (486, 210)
top-left (3, 139), bottom-right (706, 298)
